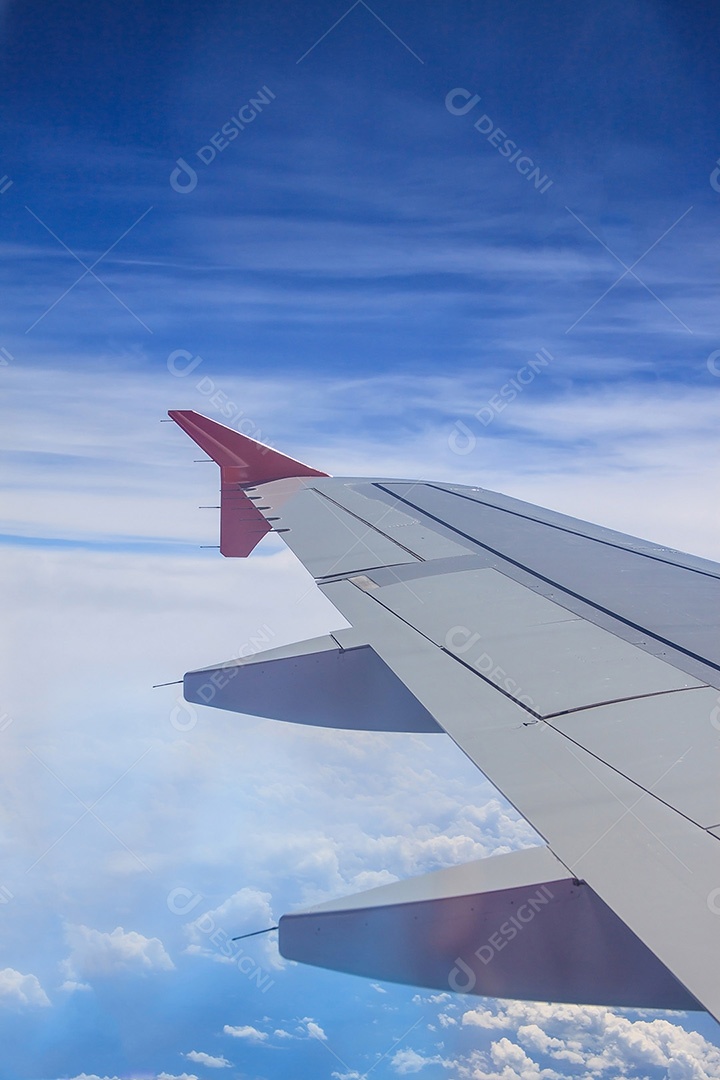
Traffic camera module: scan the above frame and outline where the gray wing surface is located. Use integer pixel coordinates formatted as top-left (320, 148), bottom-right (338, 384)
top-left (170, 411), bottom-right (720, 1019)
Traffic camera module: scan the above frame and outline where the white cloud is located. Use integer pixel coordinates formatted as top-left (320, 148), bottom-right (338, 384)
top-left (67, 1075), bottom-right (125, 1080)
top-left (186, 888), bottom-right (275, 946)
top-left (439, 1013), bottom-right (458, 1027)
top-left (462, 1005), bottom-right (515, 1030)
top-left (306, 1020), bottom-right (327, 1041)
top-left (391, 1047), bottom-right (453, 1074)
top-left (66, 1071), bottom-right (131, 1080)
top-left (222, 1024), bottom-right (268, 1041)
top-left (184, 887), bottom-right (281, 973)
top-left (62, 925), bottom-right (174, 979)
top-left (184, 1050), bottom-right (231, 1068)
top-left (60, 979), bottom-right (92, 993)
top-left (4, 359), bottom-right (720, 1080)
top-left (488, 1037), bottom-right (560, 1079)
top-left (458, 1002), bottom-right (720, 1079)
top-left (74, 1076), bottom-right (199, 1080)
top-left (0, 968), bottom-right (50, 1007)
top-left (4, 362), bottom-right (720, 562)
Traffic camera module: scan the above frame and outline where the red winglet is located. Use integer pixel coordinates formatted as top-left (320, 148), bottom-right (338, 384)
top-left (169, 410), bottom-right (328, 557)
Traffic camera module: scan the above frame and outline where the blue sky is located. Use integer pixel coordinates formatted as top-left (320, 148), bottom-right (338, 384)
top-left (2, 1), bottom-right (720, 1078)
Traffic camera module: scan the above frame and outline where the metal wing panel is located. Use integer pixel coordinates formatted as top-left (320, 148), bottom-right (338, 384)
top-left (307, 480), bottom-right (475, 562)
top-left (250, 476), bottom-right (720, 686)
top-left (432, 482), bottom-right (720, 575)
top-left (254, 482), bottom-right (421, 578)
top-left (319, 577), bottom-right (720, 1021)
top-left (377, 481), bottom-right (720, 671)
top-left (549, 690), bottom-right (720, 828)
top-left (371, 568), bottom-right (703, 716)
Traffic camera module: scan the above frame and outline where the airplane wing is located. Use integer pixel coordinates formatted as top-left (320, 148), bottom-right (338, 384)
top-left (168, 409), bottom-right (720, 1020)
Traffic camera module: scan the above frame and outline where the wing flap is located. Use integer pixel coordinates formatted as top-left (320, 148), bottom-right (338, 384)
top-left (279, 845), bottom-right (698, 1009)
top-left (184, 633), bottom-right (441, 732)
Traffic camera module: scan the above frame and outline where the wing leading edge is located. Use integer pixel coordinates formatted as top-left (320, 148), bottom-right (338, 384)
top-left (169, 410), bottom-right (720, 1020)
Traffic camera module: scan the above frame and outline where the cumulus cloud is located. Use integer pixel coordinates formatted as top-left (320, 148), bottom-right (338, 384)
top-left (185, 887), bottom-right (275, 952)
top-left (439, 1013), bottom-right (458, 1028)
top-left (67, 1071), bottom-right (122, 1080)
top-left (391, 1047), bottom-right (454, 1074)
top-left (183, 887), bottom-right (281, 975)
top-left (222, 1024), bottom-right (268, 1041)
top-left (62, 925), bottom-right (174, 980)
top-left (306, 1020), bottom-right (327, 1041)
top-left (461, 1005), bottom-right (513, 1031)
top-left (0, 968), bottom-right (50, 1007)
top-left (68, 1075), bottom-right (126, 1080)
top-left (60, 979), bottom-right (92, 993)
top-left (184, 1050), bottom-right (231, 1068)
top-left (457, 1002), bottom-right (720, 1079)
top-left (269, 1019), bottom-right (330, 1042)
top-left (488, 1037), bottom-right (560, 1079)
top-left (69, 1075), bottom-right (199, 1080)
